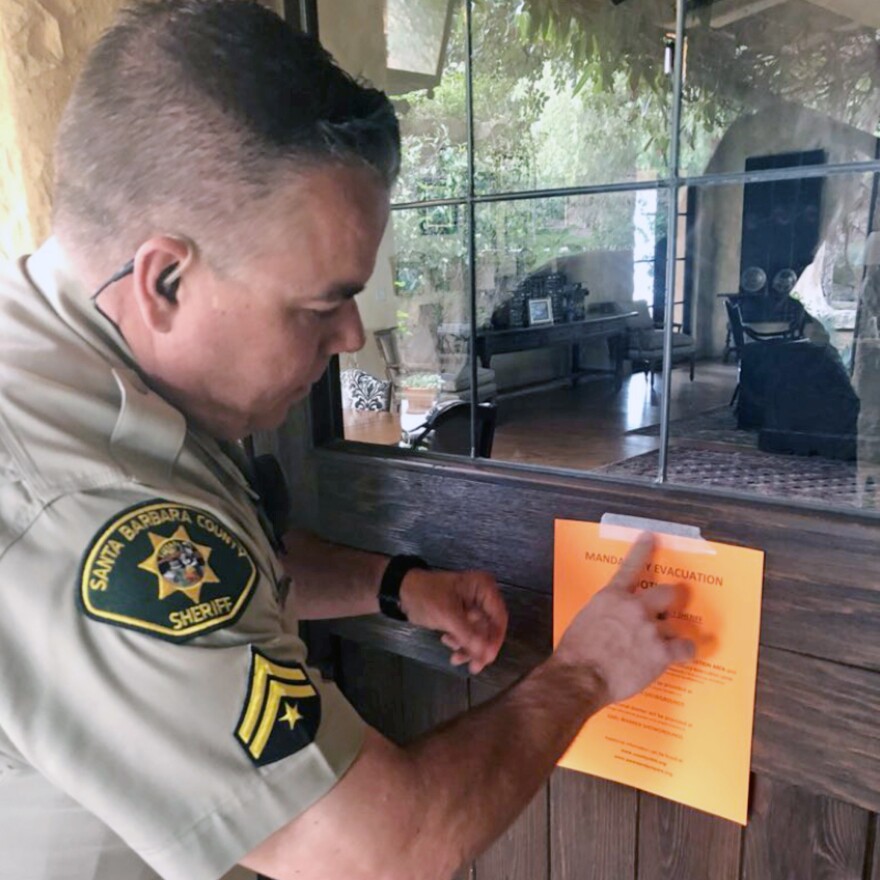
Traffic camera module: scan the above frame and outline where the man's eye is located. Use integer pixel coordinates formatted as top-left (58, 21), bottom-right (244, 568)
top-left (292, 305), bottom-right (335, 320)
top-left (309, 305), bottom-right (340, 318)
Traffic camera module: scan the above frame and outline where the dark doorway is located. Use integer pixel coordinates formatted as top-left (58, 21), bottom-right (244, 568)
top-left (739, 149), bottom-right (826, 294)
top-left (652, 188), bottom-right (696, 335)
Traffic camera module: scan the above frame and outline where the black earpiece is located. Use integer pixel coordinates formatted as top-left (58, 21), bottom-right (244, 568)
top-left (91, 259), bottom-right (134, 301)
top-left (156, 264), bottom-right (180, 303)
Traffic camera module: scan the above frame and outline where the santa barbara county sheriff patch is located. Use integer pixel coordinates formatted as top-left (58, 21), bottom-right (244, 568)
top-left (79, 500), bottom-right (258, 641)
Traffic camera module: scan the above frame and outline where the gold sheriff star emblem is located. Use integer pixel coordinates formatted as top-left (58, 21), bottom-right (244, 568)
top-left (138, 526), bottom-right (220, 603)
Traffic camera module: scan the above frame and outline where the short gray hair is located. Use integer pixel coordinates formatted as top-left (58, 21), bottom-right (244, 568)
top-left (54, 0), bottom-right (400, 265)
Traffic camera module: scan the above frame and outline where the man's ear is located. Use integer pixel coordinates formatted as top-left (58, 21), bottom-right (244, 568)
top-left (131, 236), bottom-right (192, 332)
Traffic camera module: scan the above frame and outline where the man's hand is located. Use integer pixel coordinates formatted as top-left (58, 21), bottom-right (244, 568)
top-left (555, 533), bottom-right (695, 704)
top-left (400, 568), bottom-right (508, 675)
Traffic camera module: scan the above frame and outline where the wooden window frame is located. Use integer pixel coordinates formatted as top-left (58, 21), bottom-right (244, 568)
top-left (301, 0), bottom-right (880, 523)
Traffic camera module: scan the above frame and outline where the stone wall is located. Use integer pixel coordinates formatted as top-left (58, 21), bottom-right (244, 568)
top-left (0, 0), bottom-right (285, 262)
top-left (692, 102), bottom-right (878, 357)
top-left (854, 235), bottom-right (880, 503)
top-left (0, 0), bottom-right (126, 260)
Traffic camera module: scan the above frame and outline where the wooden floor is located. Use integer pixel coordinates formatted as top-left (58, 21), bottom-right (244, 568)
top-left (343, 361), bottom-right (739, 472)
top-left (493, 361), bottom-right (737, 471)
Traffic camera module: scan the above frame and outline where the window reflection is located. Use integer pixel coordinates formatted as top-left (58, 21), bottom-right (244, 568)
top-left (317, 0), bottom-right (467, 204)
top-left (471, 0), bottom-right (670, 190)
top-left (385, 0), bottom-right (453, 87)
top-left (340, 211), bottom-right (473, 450)
top-left (681, 0), bottom-right (880, 176)
top-left (471, 191), bottom-right (719, 472)
top-left (663, 171), bottom-right (878, 510)
top-left (319, 0), bottom-right (880, 512)
top-left (344, 191), bottom-right (720, 477)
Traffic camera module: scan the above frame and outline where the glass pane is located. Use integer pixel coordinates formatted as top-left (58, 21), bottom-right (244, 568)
top-left (661, 170), bottom-right (879, 512)
top-left (340, 208), bottom-right (475, 453)
top-left (316, 0), bottom-right (467, 203)
top-left (674, 260), bottom-right (686, 301)
top-left (681, 0), bottom-right (880, 177)
top-left (471, 0), bottom-right (671, 193)
top-left (473, 190), bottom-right (699, 474)
top-left (673, 297), bottom-right (685, 328)
top-left (677, 214), bottom-right (688, 245)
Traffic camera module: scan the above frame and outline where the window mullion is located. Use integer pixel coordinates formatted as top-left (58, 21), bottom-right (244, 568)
top-left (465, 0), bottom-right (478, 458)
top-left (657, 0), bottom-right (689, 483)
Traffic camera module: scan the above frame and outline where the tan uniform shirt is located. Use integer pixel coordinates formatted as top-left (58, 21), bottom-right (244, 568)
top-left (0, 239), bottom-right (365, 880)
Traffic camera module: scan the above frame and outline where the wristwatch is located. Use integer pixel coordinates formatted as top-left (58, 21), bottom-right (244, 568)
top-left (379, 554), bottom-right (429, 621)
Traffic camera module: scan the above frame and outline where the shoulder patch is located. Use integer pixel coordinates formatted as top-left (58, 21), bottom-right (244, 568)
top-left (235, 647), bottom-right (322, 767)
top-left (79, 500), bottom-right (258, 641)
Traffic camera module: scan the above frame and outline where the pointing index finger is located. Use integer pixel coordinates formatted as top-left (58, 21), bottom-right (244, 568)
top-left (607, 532), bottom-right (655, 593)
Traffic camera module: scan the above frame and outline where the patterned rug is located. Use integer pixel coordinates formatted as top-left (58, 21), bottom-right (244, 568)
top-left (595, 446), bottom-right (869, 509)
top-left (626, 405), bottom-right (758, 449)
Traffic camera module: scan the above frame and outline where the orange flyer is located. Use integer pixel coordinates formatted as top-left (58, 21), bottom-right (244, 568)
top-left (553, 519), bottom-right (764, 825)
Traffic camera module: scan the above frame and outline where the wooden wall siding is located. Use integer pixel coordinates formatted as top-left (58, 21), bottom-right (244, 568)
top-left (870, 816), bottom-right (879, 880)
top-left (752, 649), bottom-right (880, 814)
top-left (337, 641), bottom-right (474, 880)
top-left (473, 785), bottom-right (547, 880)
top-left (326, 597), bottom-right (880, 814)
top-left (313, 452), bottom-right (880, 673)
top-left (549, 771), bottom-right (636, 880)
top-left (470, 681), bottom-right (550, 880)
top-left (637, 794), bottom-right (741, 880)
top-left (334, 639), bottom-right (880, 880)
top-left (741, 777), bottom-right (869, 880)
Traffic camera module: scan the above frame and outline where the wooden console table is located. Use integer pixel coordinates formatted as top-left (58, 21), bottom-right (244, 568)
top-left (475, 312), bottom-right (635, 390)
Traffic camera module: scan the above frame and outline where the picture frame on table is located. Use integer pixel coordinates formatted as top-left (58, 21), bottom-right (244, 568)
top-left (528, 296), bottom-right (554, 326)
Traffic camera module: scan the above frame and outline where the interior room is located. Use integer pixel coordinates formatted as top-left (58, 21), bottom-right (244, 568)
top-left (325, 0), bottom-right (880, 512)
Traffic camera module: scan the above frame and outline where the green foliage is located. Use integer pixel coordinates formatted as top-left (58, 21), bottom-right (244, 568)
top-left (388, 0), bottom-right (880, 327)
top-left (514, 0), bottom-right (880, 127)
top-left (401, 371), bottom-right (443, 389)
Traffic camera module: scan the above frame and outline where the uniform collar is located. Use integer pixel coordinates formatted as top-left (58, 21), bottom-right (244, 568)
top-left (22, 239), bottom-right (267, 502)
top-left (24, 237), bottom-right (139, 372)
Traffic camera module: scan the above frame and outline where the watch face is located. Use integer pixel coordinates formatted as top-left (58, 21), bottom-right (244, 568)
top-left (772, 268), bottom-right (798, 295)
top-left (740, 266), bottom-right (767, 293)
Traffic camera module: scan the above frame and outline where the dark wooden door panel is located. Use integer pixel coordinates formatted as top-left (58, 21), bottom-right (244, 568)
top-left (399, 655), bottom-right (468, 739)
top-left (637, 794), bottom-right (741, 880)
top-left (741, 776), bottom-right (869, 880)
top-left (329, 617), bottom-right (880, 814)
top-left (338, 639), bottom-right (406, 742)
top-left (338, 641), bottom-right (473, 879)
top-left (549, 770), bottom-right (637, 880)
top-left (314, 454), bottom-right (880, 673)
top-left (471, 681), bottom-right (550, 880)
top-left (474, 787), bottom-right (548, 880)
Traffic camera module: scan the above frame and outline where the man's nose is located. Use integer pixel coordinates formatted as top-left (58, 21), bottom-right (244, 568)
top-left (326, 299), bottom-right (366, 355)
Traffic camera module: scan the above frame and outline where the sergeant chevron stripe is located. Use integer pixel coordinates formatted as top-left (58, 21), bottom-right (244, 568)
top-left (235, 648), bottom-right (322, 767)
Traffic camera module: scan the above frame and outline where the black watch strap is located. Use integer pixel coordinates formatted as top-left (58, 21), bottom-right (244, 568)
top-left (379, 554), bottom-right (429, 621)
